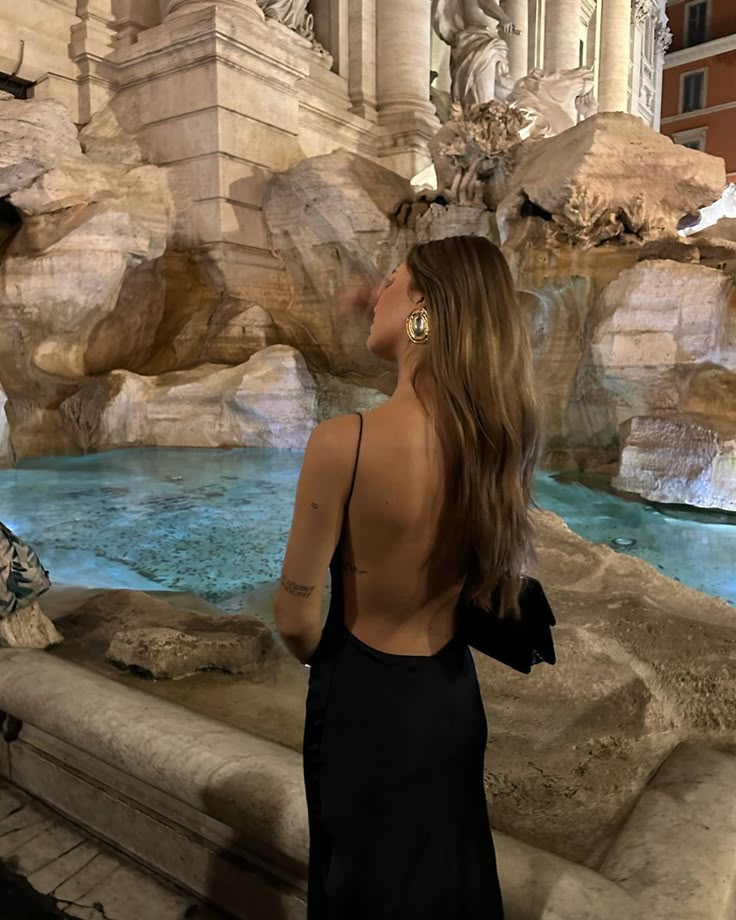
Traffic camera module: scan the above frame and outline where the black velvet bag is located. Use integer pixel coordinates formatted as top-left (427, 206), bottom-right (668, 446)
top-left (459, 576), bottom-right (557, 674)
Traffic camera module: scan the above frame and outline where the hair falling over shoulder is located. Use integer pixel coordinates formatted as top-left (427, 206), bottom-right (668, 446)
top-left (406, 235), bottom-right (543, 619)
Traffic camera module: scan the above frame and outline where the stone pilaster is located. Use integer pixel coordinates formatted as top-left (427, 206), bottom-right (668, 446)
top-left (348, 0), bottom-right (377, 120)
top-left (112, 1), bottom-right (162, 47)
top-left (598, 0), bottom-right (631, 112)
top-left (375, 0), bottom-right (439, 176)
top-left (70, 0), bottom-right (118, 123)
top-left (544, 0), bottom-right (582, 71)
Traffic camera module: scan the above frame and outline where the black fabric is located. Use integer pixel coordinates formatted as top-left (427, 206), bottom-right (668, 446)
top-left (459, 577), bottom-right (557, 675)
top-left (303, 412), bottom-right (504, 919)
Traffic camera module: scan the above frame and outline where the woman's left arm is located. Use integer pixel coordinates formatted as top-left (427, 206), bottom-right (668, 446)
top-left (274, 417), bottom-right (353, 665)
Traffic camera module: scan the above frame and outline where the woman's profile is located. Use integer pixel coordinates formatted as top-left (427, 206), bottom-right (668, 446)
top-left (275, 235), bottom-right (542, 918)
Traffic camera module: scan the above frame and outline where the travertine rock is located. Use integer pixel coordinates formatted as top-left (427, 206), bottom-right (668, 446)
top-left (0, 98), bottom-right (173, 420)
top-left (497, 112), bottom-right (726, 248)
top-left (0, 385), bottom-right (12, 468)
top-left (264, 150), bottom-right (412, 392)
top-left (107, 621), bottom-right (273, 680)
top-left (202, 302), bottom-right (280, 365)
top-left (0, 601), bottom-right (63, 649)
top-left (521, 277), bottom-right (599, 457)
top-left (0, 97), bottom-right (80, 197)
top-left (581, 260), bottom-right (735, 454)
top-left (479, 508), bottom-right (736, 862)
top-left (61, 346), bottom-right (318, 451)
top-left (60, 345), bottom-right (386, 453)
top-left (314, 372), bottom-right (387, 422)
top-left (613, 414), bottom-right (736, 511)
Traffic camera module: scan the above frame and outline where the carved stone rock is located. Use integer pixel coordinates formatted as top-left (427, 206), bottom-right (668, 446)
top-left (0, 601), bottom-right (63, 649)
top-left (0, 99), bottom-right (174, 455)
top-left (613, 414), bottom-right (736, 511)
top-left (0, 97), bottom-right (80, 198)
top-left (107, 620), bottom-right (273, 680)
top-left (60, 346), bottom-right (319, 452)
top-left (497, 112), bottom-right (727, 248)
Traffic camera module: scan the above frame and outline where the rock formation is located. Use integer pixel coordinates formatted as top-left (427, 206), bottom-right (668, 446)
top-left (0, 96), bottom-right (173, 458)
top-left (497, 112), bottom-right (726, 249)
top-left (613, 414), bottom-right (736, 512)
top-left (60, 346), bottom-right (385, 453)
top-left (107, 618), bottom-right (274, 681)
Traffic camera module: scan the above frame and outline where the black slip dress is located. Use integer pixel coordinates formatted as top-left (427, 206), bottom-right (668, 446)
top-left (303, 412), bottom-right (504, 919)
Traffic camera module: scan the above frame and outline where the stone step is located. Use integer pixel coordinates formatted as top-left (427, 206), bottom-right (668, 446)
top-left (600, 742), bottom-right (736, 920)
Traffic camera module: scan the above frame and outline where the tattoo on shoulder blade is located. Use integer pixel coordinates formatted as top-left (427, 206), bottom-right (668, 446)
top-left (281, 575), bottom-right (315, 598)
top-left (342, 560), bottom-right (368, 576)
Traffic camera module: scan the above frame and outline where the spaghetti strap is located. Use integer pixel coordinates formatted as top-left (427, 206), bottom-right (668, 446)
top-left (345, 412), bottom-right (363, 510)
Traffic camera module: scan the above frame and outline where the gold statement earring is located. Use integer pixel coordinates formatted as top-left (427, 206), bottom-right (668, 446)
top-left (406, 307), bottom-right (430, 344)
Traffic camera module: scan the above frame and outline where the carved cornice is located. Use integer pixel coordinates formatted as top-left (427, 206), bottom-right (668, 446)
top-left (631, 0), bottom-right (672, 56)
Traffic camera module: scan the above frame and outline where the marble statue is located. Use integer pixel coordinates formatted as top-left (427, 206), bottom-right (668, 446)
top-left (677, 183), bottom-right (736, 237)
top-left (432, 0), bottom-right (518, 106)
top-left (257, 0), bottom-right (314, 39)
top-left (506, 67), bottom-right (598, 139)
top-left (427, 99), bottom-right (528, 205)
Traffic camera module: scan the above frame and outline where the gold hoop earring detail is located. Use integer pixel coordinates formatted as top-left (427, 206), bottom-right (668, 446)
top-left (406, 307), bottom-right (430, 344)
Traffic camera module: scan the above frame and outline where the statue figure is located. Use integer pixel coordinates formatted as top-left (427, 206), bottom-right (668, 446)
top-left (506, 67), bottom-right (598, 139)
top-left (432, 0), bottom-right (518, 107)
top-left (427, 100), bottom-right (528, 206)
top-left (257, 0), bottom-right (314, 40)
top-left (677, 183), bottom-right (736, 237)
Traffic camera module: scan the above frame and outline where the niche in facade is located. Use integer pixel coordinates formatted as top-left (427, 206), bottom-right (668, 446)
top-left (0, 72), bottom-right (33, 99)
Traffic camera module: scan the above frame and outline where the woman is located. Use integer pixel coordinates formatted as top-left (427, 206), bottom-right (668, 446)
top-left (274, 235), bottom-right (541, 918)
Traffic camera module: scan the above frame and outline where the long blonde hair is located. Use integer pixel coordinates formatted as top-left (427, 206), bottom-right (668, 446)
top-left (406, 236), bottom-right (542, 619)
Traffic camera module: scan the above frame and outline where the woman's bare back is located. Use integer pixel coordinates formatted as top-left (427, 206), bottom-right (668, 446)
top-left (339, 396), bottom-right (466, 656)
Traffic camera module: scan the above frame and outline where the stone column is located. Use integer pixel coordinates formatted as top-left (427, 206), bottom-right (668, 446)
top-left (544, 0), bottom-right (581, 71)
top-left (598, 0), bottom-right (631, 112)
top-left (375, 0), bottom-right (438, 175)
top-left (505, 0), bottom-right (529, 82)
top-left (376, 0), bottom-right (434, 120)
top-left (162, 0), bottom-right (263, 22)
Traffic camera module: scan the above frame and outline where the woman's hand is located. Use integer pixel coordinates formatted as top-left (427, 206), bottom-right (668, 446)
top-left (336, 274), bottom-right (383, 319)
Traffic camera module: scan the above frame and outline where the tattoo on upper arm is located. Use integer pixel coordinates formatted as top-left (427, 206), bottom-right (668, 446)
top-left (281, 575), bottom-right (316, 598)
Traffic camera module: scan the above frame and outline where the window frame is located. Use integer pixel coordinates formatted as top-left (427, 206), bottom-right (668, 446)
top-left (679, 67), bottom-right (708, 114)
top-left (684, 0), bottom-right (709, 48)
top-left (672, 126), bottom-right (708, 152)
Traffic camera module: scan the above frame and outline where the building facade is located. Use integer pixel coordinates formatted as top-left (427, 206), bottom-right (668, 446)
top-left (0, 0), bottom-right (669, 299)
top-left (661, 0), bottom-right (736, 180)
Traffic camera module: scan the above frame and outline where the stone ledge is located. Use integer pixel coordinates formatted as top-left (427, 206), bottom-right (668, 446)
top-left (601, 743), bottom-right (736, 920)
top-left (0, 648), bottom-right (641, 919)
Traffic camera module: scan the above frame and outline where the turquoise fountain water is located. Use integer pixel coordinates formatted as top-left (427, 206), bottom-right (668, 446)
top-left (1, 448), bottom-right (734, 608)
